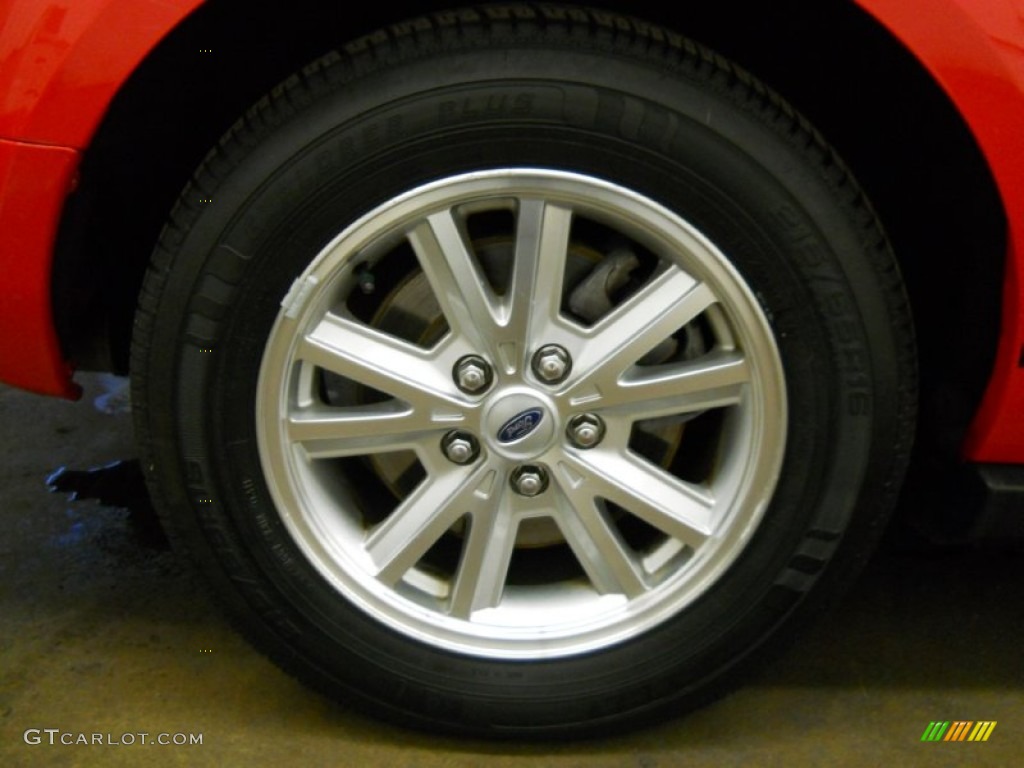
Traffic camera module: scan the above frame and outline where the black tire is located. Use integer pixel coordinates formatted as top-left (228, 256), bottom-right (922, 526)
top-left (132, 5), bottom-right (915, 737)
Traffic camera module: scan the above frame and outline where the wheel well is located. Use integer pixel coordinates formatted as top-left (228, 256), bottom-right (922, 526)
top-left (55, 0), bottom-right (1003, 456)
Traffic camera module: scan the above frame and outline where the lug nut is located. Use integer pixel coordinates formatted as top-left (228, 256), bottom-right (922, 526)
top-left (454, 355), bottom-right (493, 394)
top-left (441, 431), bottom-right (480, 465)
top-left (567, 413), bottom-right (605, 449)
top-left (532, 344), bottom-right (571, 384)
top-left (510, 465), bottom-right (549, 497)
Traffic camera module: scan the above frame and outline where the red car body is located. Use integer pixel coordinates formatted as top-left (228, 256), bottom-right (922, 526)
top-left (1, 0), bottom-right (1023, 461)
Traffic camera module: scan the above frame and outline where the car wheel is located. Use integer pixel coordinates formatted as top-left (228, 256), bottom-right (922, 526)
top-left (132, 6), bottom-right (915, 735)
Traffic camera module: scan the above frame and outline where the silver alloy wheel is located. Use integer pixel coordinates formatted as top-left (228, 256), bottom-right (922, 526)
top-left (256, 169), bottom-right (787, 659)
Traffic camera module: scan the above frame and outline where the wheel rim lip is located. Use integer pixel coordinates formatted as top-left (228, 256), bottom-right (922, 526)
top-left (255, 168), bottom-right (787, 659)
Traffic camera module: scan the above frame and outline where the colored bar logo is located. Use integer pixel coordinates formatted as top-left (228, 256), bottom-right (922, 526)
top-left (921, 721), bottom-right (997, 742)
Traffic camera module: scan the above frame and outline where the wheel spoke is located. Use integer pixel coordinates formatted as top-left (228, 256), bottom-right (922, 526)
top-left (298, 311), bottom-right (458, 409)
top-left (287, 401), bottom-right (444, 459)
top-left (408, 210), bottom-right (502, 352)
top-left (595, 350), bottom-right (750, 420)
top-left (559, 452), bottom-right (713, 550)
top-left (448, 495), bottom-right (519, 618)
top-left (554, 495), bottom-right (647, 597)
top-left (512, 199), bottom-right (573, 351)
top-left (407, 199), bottom-right (574, 373)
top-left (569, 273), bottom-right (715, 393)
top-left (365, 462), bottom-right (495, 584)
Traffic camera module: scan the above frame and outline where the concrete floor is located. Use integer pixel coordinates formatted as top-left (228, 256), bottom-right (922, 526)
top-left (1, 374), bottom-right (1021, 767)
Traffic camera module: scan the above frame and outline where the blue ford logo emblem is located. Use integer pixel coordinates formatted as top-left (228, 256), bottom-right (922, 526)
top-left (497, 408), bottom-right (544, 443)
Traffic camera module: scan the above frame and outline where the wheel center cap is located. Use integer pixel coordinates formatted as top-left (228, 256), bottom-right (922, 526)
top-left (484, 389), bottom-right (557, 460)
top-left (497, 408), bottom-right (544, 443)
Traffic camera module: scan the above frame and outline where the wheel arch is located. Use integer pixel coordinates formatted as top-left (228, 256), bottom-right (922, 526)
top-left (53, 0), bottom-right (1006, 465)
